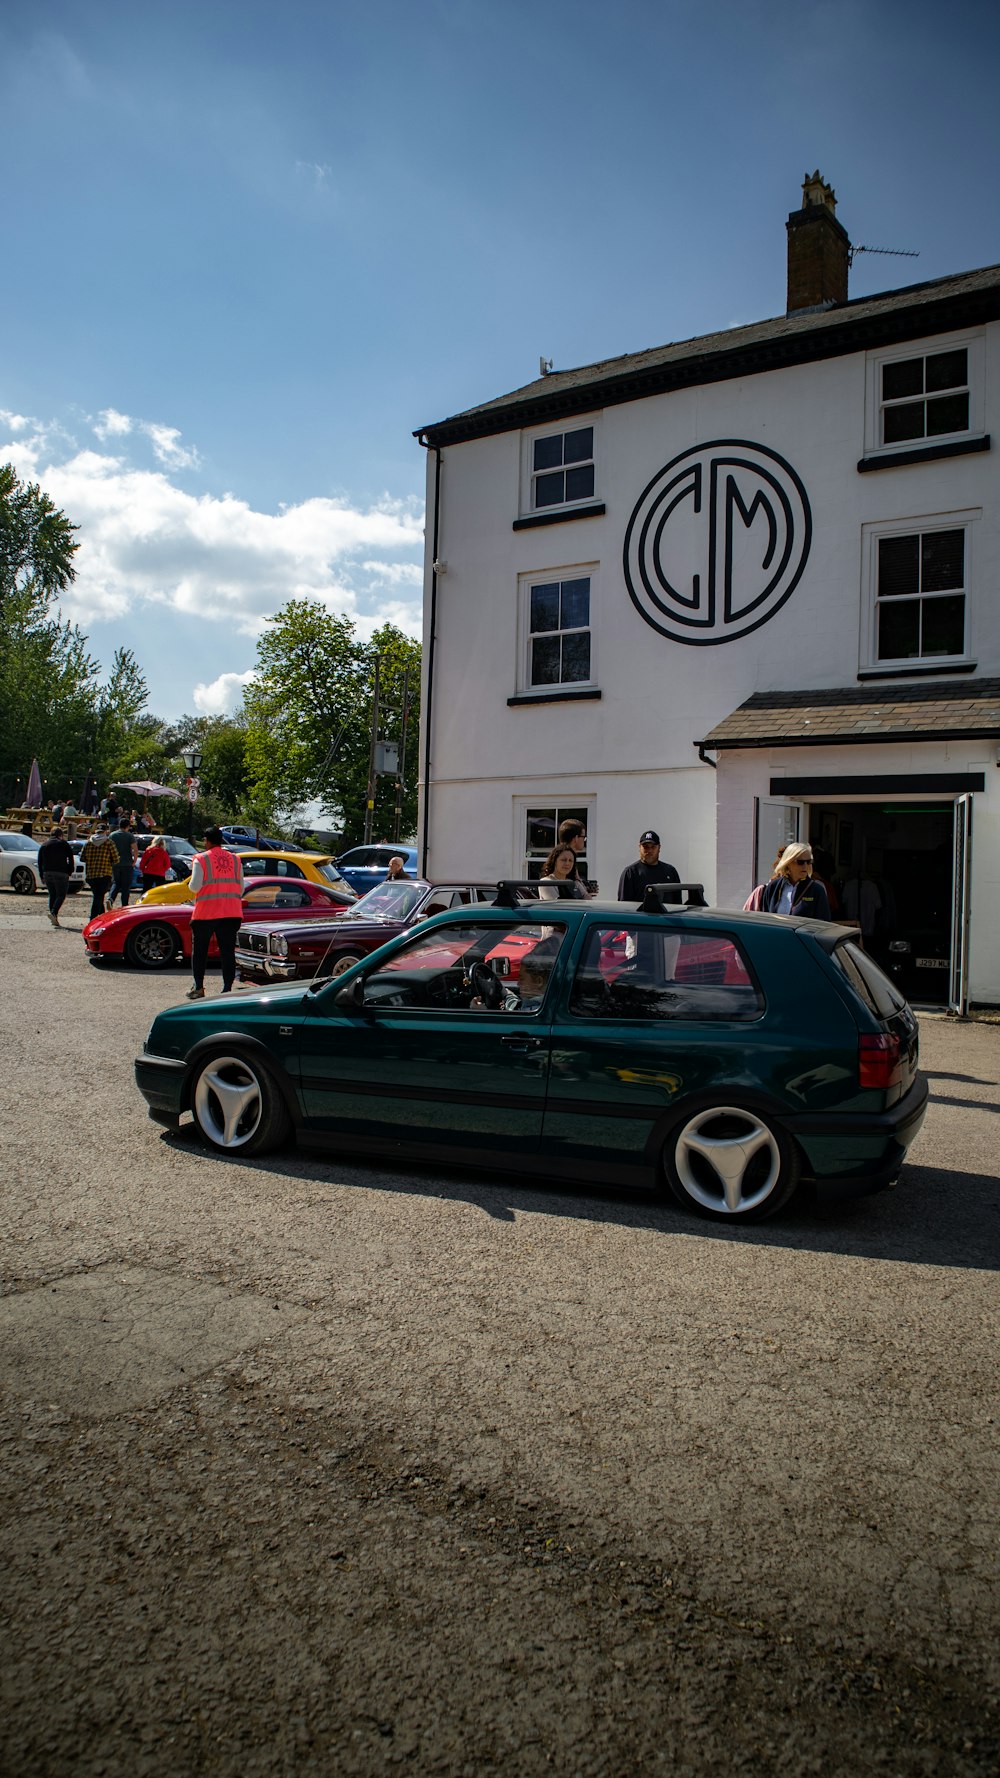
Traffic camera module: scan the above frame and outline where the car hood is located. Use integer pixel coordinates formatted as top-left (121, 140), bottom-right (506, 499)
top-left (147, 980), bottom-right (320, 1053)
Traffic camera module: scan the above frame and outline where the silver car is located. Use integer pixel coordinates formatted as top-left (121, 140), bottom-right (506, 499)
top-left (0, 831), bottom-right (44, 894)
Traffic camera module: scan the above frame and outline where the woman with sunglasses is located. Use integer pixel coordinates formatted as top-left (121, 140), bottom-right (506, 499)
top-left (760, 843), bottom-right (831, 919)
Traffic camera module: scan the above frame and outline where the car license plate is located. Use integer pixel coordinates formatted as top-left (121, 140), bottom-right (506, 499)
top-left (916, 956), bottom-right (948, 969)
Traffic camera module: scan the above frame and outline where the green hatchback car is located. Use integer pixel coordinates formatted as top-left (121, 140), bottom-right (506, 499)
top-left (135, 885), bottom-right (928, 1223)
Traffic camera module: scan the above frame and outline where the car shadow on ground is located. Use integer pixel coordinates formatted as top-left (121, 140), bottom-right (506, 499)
top-left (162, 1126), bottom-right (999, 1273)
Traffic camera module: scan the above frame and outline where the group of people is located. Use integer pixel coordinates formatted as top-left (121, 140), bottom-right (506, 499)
top-left (534, 820), bottom-right (683, 904)
top-left (37, 818), bottom-right (175, 928)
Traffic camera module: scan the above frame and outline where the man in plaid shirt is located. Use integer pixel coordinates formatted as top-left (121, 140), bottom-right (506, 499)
top-left (80, 823), bottom-right (118, 920)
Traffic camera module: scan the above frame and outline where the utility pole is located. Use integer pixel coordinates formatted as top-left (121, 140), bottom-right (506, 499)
top-left (392, 667), bottom-right (411, 842)
top-left (362, 657), bottom-right (381, 845)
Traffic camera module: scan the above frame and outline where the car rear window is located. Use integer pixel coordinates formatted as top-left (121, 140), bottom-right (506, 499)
top-left (831, 941), bottom-right (909, 1019)
top-left (570, 927), bottom-right (764, 1021)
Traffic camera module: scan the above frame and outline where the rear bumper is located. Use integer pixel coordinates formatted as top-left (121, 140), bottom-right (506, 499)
top-left (785, 1071), bottom-right (929, 1195)
top-left (135, 1051), bottom-right (187, 1127)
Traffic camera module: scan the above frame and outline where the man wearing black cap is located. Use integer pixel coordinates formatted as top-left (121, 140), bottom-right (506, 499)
top-left (617, 829), bottom-right (681, 903)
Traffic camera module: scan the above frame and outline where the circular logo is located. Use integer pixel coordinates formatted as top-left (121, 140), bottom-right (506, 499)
top-left (623, 439), bottom-right (812, 645)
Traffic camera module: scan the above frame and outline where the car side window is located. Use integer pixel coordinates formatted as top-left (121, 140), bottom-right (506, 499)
top-left (242, 857), bottom-right (266, 876)
top-left (358, 922), bottom-right (566, 1013)
top-left (569, 927), bottom-right (764, 1021)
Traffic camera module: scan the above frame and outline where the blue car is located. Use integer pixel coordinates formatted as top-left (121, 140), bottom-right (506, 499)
top-left (335, 843), bottom-right (419, 896)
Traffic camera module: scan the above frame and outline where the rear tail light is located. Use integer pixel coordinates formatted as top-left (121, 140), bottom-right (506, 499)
top-left (859, 1033), bottom-right (903, 1090)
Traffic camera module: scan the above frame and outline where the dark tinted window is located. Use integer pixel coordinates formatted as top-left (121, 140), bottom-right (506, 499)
top-left (832, 941), bottom-right (908, 1019)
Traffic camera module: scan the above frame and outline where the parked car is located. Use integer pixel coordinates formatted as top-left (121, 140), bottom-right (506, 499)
top-left (218, 825), bottom-right (285, 850)
top-left (136, 890), bottom-right (928, 1222)
top-left (0, 831), bottom-right (43, 894)
top-left (139, 850), bottom-right (355, 906)
top-left (335, 843), bottom-right (419, 896)
top-left (84, 877), bottom-right (354, 969)
top-left (235, 877), bottom-right (497, 985)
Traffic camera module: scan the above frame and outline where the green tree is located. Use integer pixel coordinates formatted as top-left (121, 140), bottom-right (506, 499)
top-left (0, 464), bottom-right (79, 613)
top-left (241, 601), bottom-right (420, 844)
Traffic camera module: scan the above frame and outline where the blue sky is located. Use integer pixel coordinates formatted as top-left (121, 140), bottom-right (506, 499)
top-left (2, 0), bottom-right (998, 720)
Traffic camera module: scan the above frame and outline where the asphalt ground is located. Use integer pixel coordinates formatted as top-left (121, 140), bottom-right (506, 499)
top-left (1, 891), bottom-right (998, 1777)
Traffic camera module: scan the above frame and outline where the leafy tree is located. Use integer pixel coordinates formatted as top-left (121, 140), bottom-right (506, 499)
top-left (241, 601), bottom-right (420, 845)
top-left (0, 464), bottom-right (79, 613)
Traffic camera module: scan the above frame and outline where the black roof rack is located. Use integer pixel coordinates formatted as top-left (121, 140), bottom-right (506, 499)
top-left (639, 882), bottom-right (708, 911)
top-left (493, 879), bottom-right (585, 909)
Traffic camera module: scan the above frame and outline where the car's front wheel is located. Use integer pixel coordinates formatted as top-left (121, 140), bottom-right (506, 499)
top-left (190, 1051), bottom-right (291, 1156)
top-left (124, 922), bottom-right (180, 969)
top-left (663, 1103), bottom-right (799, 1222)
top-left (10, 867), bottom-right (36, 895)
top-left (328, 951), bottom-right (363, 978)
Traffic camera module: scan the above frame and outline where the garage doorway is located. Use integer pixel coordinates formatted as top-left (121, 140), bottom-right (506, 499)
top-left (807, 802), bottom-right (954, 1004)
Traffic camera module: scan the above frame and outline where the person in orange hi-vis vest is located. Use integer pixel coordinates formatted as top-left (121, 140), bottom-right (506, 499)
top-left (186, 825), bottom-right (245, 999)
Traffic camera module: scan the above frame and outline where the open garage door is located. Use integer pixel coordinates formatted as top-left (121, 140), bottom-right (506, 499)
top-left (753, 797), bottom-right (804, 887)
top-left (949, 793), bottom-right (973, 1016)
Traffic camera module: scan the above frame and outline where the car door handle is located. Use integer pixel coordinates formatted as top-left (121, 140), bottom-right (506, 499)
top-left (501, 1035), bottom-right (543, 1052)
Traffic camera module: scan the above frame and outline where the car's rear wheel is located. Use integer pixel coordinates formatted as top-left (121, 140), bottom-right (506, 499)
top-left (329, 951), bottom-right (363, 977)
top-left (663, 1103), bottom-right (799, 1222)
top-left (190, 1051), bottom-right (290, 1156)
top-left (11, 867), bottom-right (36, 895)
top-left (124, 922), bottom-right (180, 970)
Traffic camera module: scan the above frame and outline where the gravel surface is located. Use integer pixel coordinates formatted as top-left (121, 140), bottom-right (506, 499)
top-left (1, 892), bottom-right (998, 1776)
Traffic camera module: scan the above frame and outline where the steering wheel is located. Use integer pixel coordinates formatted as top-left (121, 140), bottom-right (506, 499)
top-left (469, 961), bottom-right (503, 1009)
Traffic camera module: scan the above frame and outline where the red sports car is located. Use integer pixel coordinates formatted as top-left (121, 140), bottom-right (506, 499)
top-left (83, 877), bottom-right (354, 970)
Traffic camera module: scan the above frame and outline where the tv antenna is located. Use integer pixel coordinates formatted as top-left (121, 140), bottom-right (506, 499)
top-left (848, 242), bottom-right (920, 268)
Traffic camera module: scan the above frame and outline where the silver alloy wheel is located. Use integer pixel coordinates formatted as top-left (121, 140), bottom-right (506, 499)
top-left (672, 1105), bottom-right (782, 1216)
top-left (193, 1054), bottom-right (264, 1150)
top-left (11, 866), bottom-right (36, 895)
top-left (329, 952), bottom-right (362, 977)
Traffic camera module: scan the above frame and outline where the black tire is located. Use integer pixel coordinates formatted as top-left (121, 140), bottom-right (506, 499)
top-left (189, 1051), bottom-right (291, 1156)
top-left (328, 951), bottom-right (363, 978)
top-left (662, 1102), bottom-right (800, 1222)
top-left (124, 922), bottom-right (181, 970)
top-left (469, 961), bottom-right (503, 1009)
top-left (11, 867), bottom-right (36, 895)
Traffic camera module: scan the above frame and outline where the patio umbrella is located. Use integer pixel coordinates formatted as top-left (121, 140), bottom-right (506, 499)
top-left (25, 759), bottom-right (43, 808)
top-left (110, 780), bottom-right (183, 798)
top-left (80, 770), bottom-right (98, 814)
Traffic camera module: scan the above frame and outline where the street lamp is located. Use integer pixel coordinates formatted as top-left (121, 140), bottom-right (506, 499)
top-left (181, 744), bottom-right (203, 842)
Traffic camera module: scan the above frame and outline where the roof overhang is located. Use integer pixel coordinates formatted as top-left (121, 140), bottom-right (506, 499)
top-left (697, 679), bottom-right (1000, 752)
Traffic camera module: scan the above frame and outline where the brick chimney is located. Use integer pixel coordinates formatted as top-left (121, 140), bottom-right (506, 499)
top-left (786, 170), bottom-right (849, 315)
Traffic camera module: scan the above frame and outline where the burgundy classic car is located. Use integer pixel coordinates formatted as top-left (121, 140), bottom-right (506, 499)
top-left (84, 877), bottom-right (353, 969)
top-left (235, 878), bottom-right (500, 985)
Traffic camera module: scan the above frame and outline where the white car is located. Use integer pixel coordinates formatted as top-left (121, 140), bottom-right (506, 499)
top-left (0, 832), bottom-right (44, 894)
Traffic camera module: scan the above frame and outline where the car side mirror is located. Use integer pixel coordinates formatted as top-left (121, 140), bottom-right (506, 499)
top-left (334, 977), bottom-right (365, 1009)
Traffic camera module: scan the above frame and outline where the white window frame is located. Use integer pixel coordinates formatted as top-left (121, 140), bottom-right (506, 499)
top-left (518, 562), bottom-right (597, 694)
top-left (513, 796), bottom-right (595, 882)
top-left (520, 415), bottom-right (600, 516)
top-left (864, 331), bottom-right (985, 458)
top-left (859, 509), bottom-right (980, 672)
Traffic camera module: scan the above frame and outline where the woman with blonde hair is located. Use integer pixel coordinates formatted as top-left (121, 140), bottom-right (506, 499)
top-left (760, 842), bottom-right (831, 919)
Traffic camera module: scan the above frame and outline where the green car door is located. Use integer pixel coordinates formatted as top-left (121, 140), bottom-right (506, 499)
top-left (297, 919), bottom-right (566, 1155)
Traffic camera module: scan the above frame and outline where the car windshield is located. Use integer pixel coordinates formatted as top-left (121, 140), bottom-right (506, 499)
top-left (343, 880), bottom-right (425, 922)
top-left (317, 862), bottom-right (352, 892)
top-left (1, 833), bottom-right (39, 850)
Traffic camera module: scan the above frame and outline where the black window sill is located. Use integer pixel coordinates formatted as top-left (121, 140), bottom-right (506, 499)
top-left (857, 435), bottom-right (989, 473)
top-left (857, 660), bottom-right (977, 681)
top-left (507, 688), bottom-right (603, 706)
top-left (513, 502), bottom-right (605, 531)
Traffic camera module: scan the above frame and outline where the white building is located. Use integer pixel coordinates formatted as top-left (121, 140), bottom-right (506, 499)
top-left (415, 175), bottom-right (1000, 1009)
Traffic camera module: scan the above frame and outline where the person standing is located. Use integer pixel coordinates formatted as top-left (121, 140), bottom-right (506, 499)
top-left (37, 826), bottom-right (74, 927)
top-left (538, 844), bottom-right (588, 899)
top-left (80, 823), bottom-right (117, 920)
top-left (760, 844), bottom-right (831, 919)
top-left (617, 830), bottom-right (681, 903)
top-left (108, 818), bottom-right (138, 909)
top-left (62, 799), bottom-right (79, 840)
top-left (186, 826), bottom-right (245, 999)
top-left (557, 818), bottom-right (595, 894)
top-left (139, 835), bottom-right (171, 894)
top-left (384, 855), bottom-right (410, 882)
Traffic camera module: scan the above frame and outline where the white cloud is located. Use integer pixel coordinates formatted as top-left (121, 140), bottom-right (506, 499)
top-left (0, 410), bottom-right (31, 433)
top-left (142, 422), bottom-right (200, 470)
top-left (93, 407), bottom-right (133, 440)
top-left (0, 413), bottom-right (425, 644)
top-left (192, 669), bottom-right (257, 716)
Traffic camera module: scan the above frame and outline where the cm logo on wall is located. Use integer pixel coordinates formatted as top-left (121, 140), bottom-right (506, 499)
top-left (623, 439), bottom-right (812, 645)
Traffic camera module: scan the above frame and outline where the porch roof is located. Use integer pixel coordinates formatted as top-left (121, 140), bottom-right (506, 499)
top-left (698, 678), bottom-right (1000, 750)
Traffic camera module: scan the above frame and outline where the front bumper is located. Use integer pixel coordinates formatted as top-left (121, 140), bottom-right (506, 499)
top-left (235, 944), bottom-right (298, 980)
top-left (135, 1051), bottom-right (187, 1127)
top-left (785, 1070), bottom-right (929, 1195)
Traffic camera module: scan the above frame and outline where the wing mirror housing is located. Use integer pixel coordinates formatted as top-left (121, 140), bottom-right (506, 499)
top-left (334, 976), bottom-right (365, 1009)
